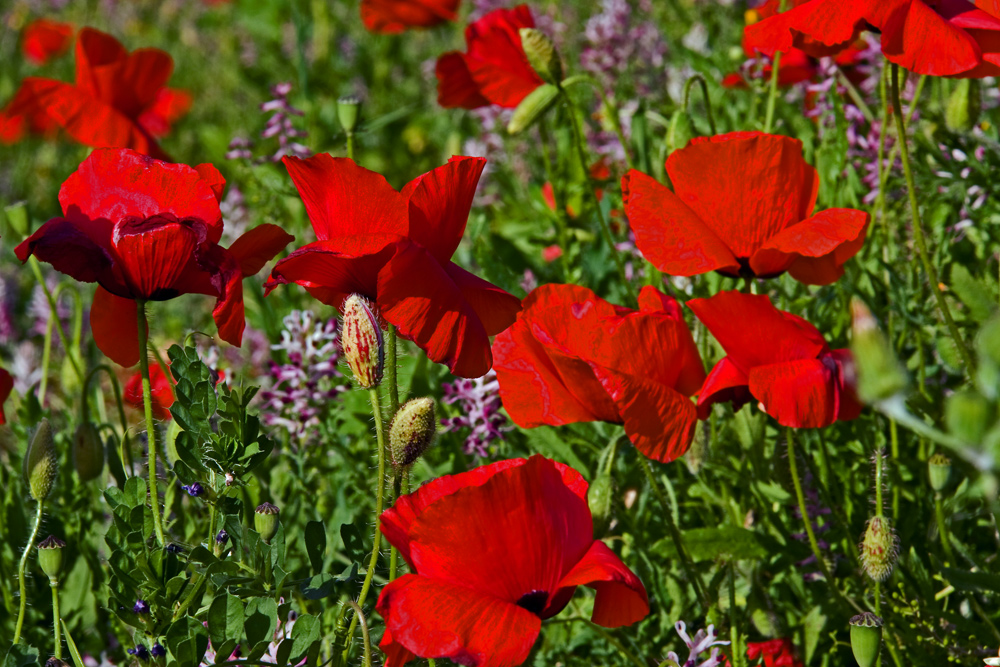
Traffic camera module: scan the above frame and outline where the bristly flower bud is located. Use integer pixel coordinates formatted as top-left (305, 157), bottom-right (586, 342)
top-left (859, 516), bottom-right (898, 582)
top-left (850, 299), bottom-right (907, 403)
top-left (24, 418), bottom-right (57, 501)
top-left (390, 397), bottom-right (436, 469)
top-left (37, 535), bottom-right (66, 582)
top-left (341, 295), bottom-right (384, 389)
top-left (928, 454), bottom-right (952, 493)
top-left (849, 613), bottom-right (883, 667)
top-left (255, 502), bottom-right (280, 544)
top-left (337, 96), bottom-right (361, 134)
top-left (519, 28), bottom-right (562, 84)
top-left (72, 422), bottom-right (104, 482)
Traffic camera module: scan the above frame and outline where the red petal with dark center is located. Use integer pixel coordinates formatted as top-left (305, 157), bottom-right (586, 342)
top-left (553, 540), bottom-right (649, 627)
top-left (15, 217), bottom-right (119, 290)
top-left (880, 0), bottom-right (983, 75)
top-left (264, 241), bottom-right (395, 306)
top-left (111, 215), bottom-right (203, 300)
top-left (744, 0), bottom-right (873, 59)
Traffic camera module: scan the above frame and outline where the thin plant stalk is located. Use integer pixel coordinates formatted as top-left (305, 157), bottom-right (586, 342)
top-left (388, 470), bottom-right (409, 582)
top-left (786, 429), bottom-right (836, 586)
top-left (934, 494), bottom-right (955, 565)
top-left (52, 580), bottom-right (63, 658)
top-left (386, 326), bottom-right (400, 414)
top-left (39, 308), bottom-right (55, 405)
top-left (683, 74), bottom-right (717, 135)
top-left (28, 256), bottom-right (84, 381)
top-left (137, 301), bottom-right (166, 546)
top-left (347, 601), bottom-right (372, 667)
top-left (13, 500), bottom-right (44, 643)
top-left (763, 51), bottom-right (783, 133)
top-left (84, 365), bottom-right (133, 474)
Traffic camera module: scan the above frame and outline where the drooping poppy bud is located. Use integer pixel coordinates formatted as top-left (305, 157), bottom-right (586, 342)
top-left (587, 471), bottom-right (615, 537)
top-left (927, 454), bottom-right (952, 493)
top-left (255, 502), bottom-right (280, 544)
top-left (389, 397), bottom-right (436, 470)
top-left (24, 418), bottom-right (57, 501)
top-left (667, 109), bottom-right (693, 153)
top-left (850, 299), bottom-right (907, 403)
top-left (341, 294), bottom-right (384, 389)
top-left (945, 79), bottom-right (981, 132)
top-left (72, 422), bottom-right (104, 482)
top-left (518, 28), bottom-right (562, 84)
top-left (859, 516), bottom-right (898, 582)
top-left (849, 612), bottom-right (882, 667)
top-left (507, 83), bottom-right (559, 135)
top-left (37, 535), bottom-right (66, 583)
top-left (337, 96), bottom-right (361, 134)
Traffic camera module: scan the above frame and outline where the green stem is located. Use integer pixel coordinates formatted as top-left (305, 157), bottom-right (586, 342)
top-left (137, 301), bottom-right (166, 546)
top-left (538, 118), bottom-right (573, 283)
top-left (13, 500), bottom-right (44, 643)
top-left (389, 471), bottom-right (408, 582)
top-left (564, 76), bottom-right (635, 170)
top-left (890, 420), bottom-right (900, 521)
top-left (172, 573), bottom-right (206, 621)
top-left (636, 454), bottom-right (711, 612)
top-left (683, 74), bottom-right (717, 135)
top-left (890, 64), bottom-right (975, 374)
top-left (52, 581), bottom-right (62, 658)
top-left (346, 132), bottom-right (355, 161)
top-left (786, 429), bottom-right (836, 586)
top-left (874, 448), bottom-right (885, 518)
top-left (347, 601), bottom-right (372, 667)
top-left (934, 494), bottom-right (955, 565)
top-left (39, 308), bottom-right (55, 405)
top-left (386, 326), bottom-right (399, 414)
top-left (763, 51), bottom-right (783, 133)
top-left (874, 580), bottom-right (882, 667)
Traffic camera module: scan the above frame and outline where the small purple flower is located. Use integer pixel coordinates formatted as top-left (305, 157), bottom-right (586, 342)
top-left (150, 644), bottom-right (166, 659)
top-left (665, 621), bottom-right (730, 667)
top-left (133, 599), bottom-right (150, 615)
top-left (128, 644), bottom-right (150, 661)
top-left (441, 371), bottom-right (510, 458)
top-left (181, 483), bottom-right (204, 498)
top-left (166, 543), bottom-right (183, 555)
top-left (216, 530), bottom-right (229, 545)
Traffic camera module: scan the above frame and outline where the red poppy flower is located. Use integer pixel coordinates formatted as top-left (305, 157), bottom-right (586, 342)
top-left (22, 19), bottom-right (74, 66)
top-left (264, 154), bottom-right (521, 378)
top-left (622, 132), bottom-right (869, 286)
top-left (0, 28), bottom-right (191, 158)
top-left (361, 0), bottom-right (460, 33)
top-left (688, 291), bottom-right (861, 429)
top-left (746, 638), bottom-right (804, 667)
top-left (376, 455), bottom-right (649, 667)
top-left (124, 363), bottom-right (174, 420)
top-left (492, 284), bottom-right (705, 462)
top-left (0, 369), bottom-right (13, 425)
top-left (15, 148), bottom-right (294, 368)
top-left (436, 6), bottom-right (545, 109)
top-left (744, 0), bottom-right (1000, 78)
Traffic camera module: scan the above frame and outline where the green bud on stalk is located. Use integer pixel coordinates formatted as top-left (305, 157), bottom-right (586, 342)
top-left (72, 422), bottom-right (104, 482)
top-left (850, 299), bottom-right (907, 403)
top-left (508, 84), bottom-right (559, 135)
top-left (337, 96), bottom-right (361, 134)
top-left (518, 28), bottom-right (562, 84)
top-left (859, 516), bottom-right (898, 582)
top-left (342, 295), bottom-right (384, 389)
top-left (849, 612), bottom-right (883, 667)
top-left (37, 535), bottom-right (66, 583)
top-left (927, 454), bottom-right (952, 493)
top-left (255, 502), bottom-right (280, 544)
top-left (667, 109), bottom-right (693, 153)
top-left (945, 78), bottom-right (981, 132)
top-left (24, 418), bottom-right (57, 501)
top-left (389, 397), bottom-right (436, 470)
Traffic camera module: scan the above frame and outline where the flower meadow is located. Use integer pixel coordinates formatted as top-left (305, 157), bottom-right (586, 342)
top-left (4, 0), bottom-right (1000, 665)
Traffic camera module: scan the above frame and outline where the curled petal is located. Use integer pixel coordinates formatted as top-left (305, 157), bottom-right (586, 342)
top-left (401, 156), bottom-right (486, 264)
top-left (228, 224), bottom-right (295, 276)
top-left (696, 357), bottom-right (752, 419)
top-left (749, 208), bottom-right (869, 284)
top-left (554, 540), bottom-right (649, 628)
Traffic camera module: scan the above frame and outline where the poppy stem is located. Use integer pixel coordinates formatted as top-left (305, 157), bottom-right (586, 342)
top-left (728, 563), bottom-right (743, 667)
top-left (682, 74), bottom-right (717, 136)
top-left (347, 600), bottom-right (372, 667)
top-left (785, 429), bottom-right (837, 591)
top-left (51, 578), bottom-right (62, 658)
top-left (636, 453), bottom-right (712, 612)
top-left (386, 326), bottom-right (400, 415)
top-left (388, 470), bottom-right (408, 582)
top-left (890, 64), bottom-right (975, 374)
top-left (562, 90), bottom-right (637, 303)
top-left (763, 51), bottom-right (783, 134)
top-left (12, 499), bottom-right (44, 644)
top-left (28, 256), bottom-right (84, 382)
top-left (136, 301), bottom-right (166, 547)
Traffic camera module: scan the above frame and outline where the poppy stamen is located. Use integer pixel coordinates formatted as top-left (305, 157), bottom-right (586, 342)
top-left (515, 590), bottom-right (549, 616)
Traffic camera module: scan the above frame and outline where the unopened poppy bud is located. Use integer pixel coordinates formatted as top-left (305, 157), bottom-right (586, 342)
top-left (944, 389), bottom-right (993, 444)
top-left (24, 418), bottom-right (57, 501)
top-left (37, 535), bottom-right (66, 582)
top-left (390, 397), bottom-right (436, 469)
top-left (667, 109), bottom-right (693, 153)
top-left (519, 28), bottom-right (562, 84)
top-left (859, 516), bottom-right (898, 582)
top-left (508, 83), bottom-right (559, 135)
top-left (850, 299), bottom-right (907, 403)
top-left (587, 471), bottom-right (615, 537)
top-left (255, 502), bottom-right (280, 543)
top-left (337, 95), bottom-right (361, 133)
top-left (72, 422), bottom-right (104, 482)
top-left (927, 454), bottom-right (952, 492)
top-left (945, 78), bottom-right (981, 132)
top-left (341, 295), bottom-right (384, 389)
top-left (849, 612), bottom-right (882, 667)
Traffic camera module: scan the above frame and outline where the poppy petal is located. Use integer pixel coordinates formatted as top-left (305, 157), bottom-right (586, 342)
top-left (744, 0), bottom-right (870, 58)
top-left (443, 262), bottom-right (521, 336)
top-left (696, 356), bottom-right (752, 419)
top-left (264, 241), bottom-right (394, 307)
top-left (361, 0), bottom-right (460, 33)
top-left (74, 28), bottom-right (127, 99)
top-left (828, 348), bottom-right (864, 422)
top-left (194, 163), bottom-right (226, 204)
top-left (880, 0), bottom-right (983, 75)
top-left (378, 624), bottom-right (418, 667)
top-left (138, 87), bottom-right (192, 138)
top-left (111, 215), bottom-right (202, 300)
top-left (377, 574), bottom-right (541, 667)
top-left (748, 358), bottom-right (838, 428)
top-left (228, 224), bottom-right (295, 276)
top-left (201, 245), bottom-right (246, 346)
top-left (401, 156), bottom-right (486, 264)
top-left (436, 52), bottom-right (491, 109)
top-left (554, 540), bottom-right (649, 628)
top-left (14, 216), bottom-right (118, 288)
top-left (463, 6), bottom-right (544, 108)
top-left (749, 208), bottom-right (869, 284)
top-left (0, 78), bottom-right (65, 141)
top-left (0, 368), bottom-right (12, 425)
top-left (621, 169), bottom-right (739, 277)
top-left (22, 19), bottom-right (74, 66)
top-left (91, 286), bottom-right (140, 367)
top-left (281, 154), bottom-right (408, 243)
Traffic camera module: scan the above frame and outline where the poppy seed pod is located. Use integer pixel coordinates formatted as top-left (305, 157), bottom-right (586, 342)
top-left (337, 96), bottom-right (361, 134)
top-left (518, 28), bottom-right (562, 84)
top-left (928, 454), bottom-right (952, 493)
top-left (390, 397), bottom-right (436, 469)
top-left (859, 516), bottom-right (898, 582)
top-left (945, 78), bottom-right (981, 132)
top-left (24, 418), bottom-right (57, 501)
top-left (849, 612), bottom-right (883, 667)
top-left (850, 299), bottom-right (907, 403)
top-left (72, 422), bottom-right (104, 482)
top-left (341, 294), bottom-right (384, 389)
top-left (37, 535), bottom-right (66, 583)
top-left (507, 83), bottom-right (559, 135)
top-left (255, 502), bottom-right (280, 544)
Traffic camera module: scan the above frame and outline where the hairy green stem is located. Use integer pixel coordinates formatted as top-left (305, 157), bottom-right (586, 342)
top-left (683, 74), bottom-right (717, 135)
top-left (52, 580), bottom-right (62, 658)
top-left (347, 601), bottom-right (372, 667)
top-left (934, 494), bottom-right (955, 565)
top-left (763, 51), bottom-right (783, 133)
top-left (137, 301), bottom-right (166, 546)
top-left (786, 429), bottom-right (836, 586)
top-left (13, 500), bottom-right (44, 643)
top-left (389, 471), bottom-right (408, 582)
top-left (386, 326), bottom-right (399, 414)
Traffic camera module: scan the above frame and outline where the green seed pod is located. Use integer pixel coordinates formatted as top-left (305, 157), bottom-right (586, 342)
top-left (667, 109), bottom-right (693, 153)
top-left (507, 83), bottom-right (559, 135)
top-left (927, 454), bottom-right (952, 493)
top-left (337, 96), bottom-right (361, 134)
top-left (945, 78), bottom-right (981, 133)
top-left (389, 397), bottom-right (436, 470)
top-left (255, 502), bottom-right (280, 544)
top-left (944, 389), bottom-right (993, 444)
top-left (518, 28), bottom-right (562, 84)
top-left (850, 299), bottom-right (907, 403)
top-left (341, 295), bottom-right (384, 389)
top-left (24, 418), bottom-right (57, 501)
top-left (859, 516), bottom-right (898, 582)
top-left (587, 471), bottom-right (615, 537)
top-left (849, 612), bottom-right (883, 667)
top-left (37, 535), bottom-right (66, 583)
top-left (72, 422), bottom-right (105, 482)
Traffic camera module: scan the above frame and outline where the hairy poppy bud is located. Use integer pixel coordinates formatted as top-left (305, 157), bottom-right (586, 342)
top-left (850, 299), bottom-right (907, 403)
top-left (338, 95), bottom-right (361, 133)
top-left (587, 471), bottom-right (615, 537)
top-left (667, 109), bottom-right (693, 153)
top-left (508, 84), bottom-right (559, 135)
top-left (849, 612), bottom-right (882, 667)
top-left (519, 28), bottom-right (562, 84)
top-left (927, 454), bottom-right (951, 493)
top-left (859, 516), bottom-right (898, 582)
top-left (341, 295), bottom-right (384, 389)
top-left (37, 535), bottom-right (66, 583)
top-left (72, 422), bottom-right (104, 482)
top-left (255, 502), bottom-right (280, 544)
top-left (390, 397), bottom-right (436, 469)
top-left (945, 78), bottom-right (980, 132)
top-left (24, 418), bottom-right (57, 501)
top-left (944, 389), bottom-right (992, 444)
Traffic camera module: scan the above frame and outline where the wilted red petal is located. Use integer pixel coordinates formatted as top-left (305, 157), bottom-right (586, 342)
top-left (0, 368), bottom-right (13, 425)
top-left (228, 224), bottom-right (295, 276)
top-left (111, 215), bottom-right (203, 300)
top-left (748, 358), bottom-right (838, 428)
top-left (401, 156), bottom-right (486, 264)
top-left (463, 6), bottom-right (544, 108)
top-left (377, 575), bottom-right (541, 667)
top-left (750, 208), bottom-right (869, 283)
top-left (554, 540), bottom-right (649, 628)
top-left (361, 0), bottom-right (460, 33)
top-left (443, 262), bottom-right (521, 336)
top-left (22, 19), bottom-right (74, 66)
top-left (91, 286), bottom-right (140, 367)
top-left (696, 356), bottom-right (752, 419)
top-left (436, 52), bottom-right (490, 109)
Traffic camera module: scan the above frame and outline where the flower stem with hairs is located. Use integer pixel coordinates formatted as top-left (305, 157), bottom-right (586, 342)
top-left (137, 301), bottom-right (166, 546)
top-left (13, 500), bottom-right (44, 643)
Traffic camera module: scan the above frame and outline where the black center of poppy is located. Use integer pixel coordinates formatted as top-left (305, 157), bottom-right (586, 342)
top-left (516, 590), bottom-right (549, 616)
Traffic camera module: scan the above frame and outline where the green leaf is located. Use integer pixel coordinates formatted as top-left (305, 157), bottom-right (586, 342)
top-left (942, 567), bottom-right (1000, 592)
top-left (287, 613), bottom-right (321, 662)
top-left (164, 617), bottom-right (209, 667)
top-left (209, 594), bottom-right (245, 651)
top-left (300, 562), bottom-right (360, 599)
top-left (305, 521), bottom-right (326, 573)
top-left (3, 644), bottom-right (40, 667)
top-left (802, 605), bottom-right (827, 665)
top-left (340, 523), bottom-right (365, 563)
top-left (245, 597), bottom-right (278, 651)
top-left (61, 619), bottom-right (87, 667)
top-left (652, 527), bottom-right (771, 562)
top-left (951, 264), bottom-right (996, 322)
